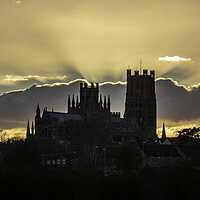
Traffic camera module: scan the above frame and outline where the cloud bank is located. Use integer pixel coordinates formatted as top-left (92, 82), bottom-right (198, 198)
top-left (0, 78), bottom-right (200, 132)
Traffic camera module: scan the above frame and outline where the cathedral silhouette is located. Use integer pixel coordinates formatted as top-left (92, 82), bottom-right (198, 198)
top-left (27, 68), bottom-right (157, 142)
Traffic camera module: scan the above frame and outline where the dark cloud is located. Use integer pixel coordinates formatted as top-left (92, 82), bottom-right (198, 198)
top-left (156, 78), bottom-right (200, 122)
top-left (1, 78), bottom-right (200, 129)
top-left (160, 64), bottom-right (199, 85)
top-left (161, 66), bottom-right (193, 81)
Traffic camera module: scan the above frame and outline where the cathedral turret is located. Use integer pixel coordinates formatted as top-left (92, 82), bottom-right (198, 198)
top-left (68, 95), bottom-right (71, 112)
top-left (31, 121), bottom-right (34, 135)
top-left (96, 83), bottom-right (99, 92)
top-left (43, 107), bottom-right (47, 114)
top-left (76, 96), bottom-right (79, 108)
top-left (72, 94), bottom-right (75, 108)
top-left (104, 96), bottom-right (107, 109)
top-left (99, 94), bottom-right (103, 107)
top-left (35, 103), bottom-right (41, 138)
top-left (127, 68), bottom-right (131, 79)
top-left (36, 103), bottom-right (40, 117)
top-left (26, 119), bottom-right (30, 139)
top-left (108, 95), bottom-right (111, 112)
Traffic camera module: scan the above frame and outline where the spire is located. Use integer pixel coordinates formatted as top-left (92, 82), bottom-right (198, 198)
top-left (72, 94), bottom-right (75, 108)
top-left (104, 96), bottom-right (107, 109)
top-left (127, 68), bottom-right (131, 78)
top-left (36, 103), bottom-right (40, 116)
top-left (76, 96), bottom-right (79, 108)
top-left (68, 95), bottom-right (71, 112)
top-left (161, 122), bottom-right (166, 140)
top-left (26, 119), bottom-right (30, 139)
top-left (31, 121), bottom-right (34, 135)
top-left (108, 95), bottom-right (111, 112)
top-left (99, 94), bottom-right (102, 107)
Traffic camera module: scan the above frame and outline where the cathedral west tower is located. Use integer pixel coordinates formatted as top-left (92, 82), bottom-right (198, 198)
top-left (124, 68), bottom-right (156, 139)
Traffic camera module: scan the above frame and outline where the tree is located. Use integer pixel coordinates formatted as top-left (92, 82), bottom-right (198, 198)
top-left (178, 127), bottom-right (200, 144)
top-left (0, 129), bottom-right (8, 143)
top-left (3, 141), bottom-right (40, 167)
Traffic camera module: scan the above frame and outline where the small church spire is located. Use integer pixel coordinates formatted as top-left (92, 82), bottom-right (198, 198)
top-left (161, 122), bottom-right (166, 140)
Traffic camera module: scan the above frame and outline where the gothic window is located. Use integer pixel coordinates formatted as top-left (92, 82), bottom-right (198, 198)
top-left (47, 160), bottom-right (51, 165)
top-left (57, 159), bottom-right (61, 165)
top-left (62, 159), bottom-right (66, 165)
top-left (149, 157), bottom-right (154, 161)
top-left (169, 157), bottom-right (173, 161)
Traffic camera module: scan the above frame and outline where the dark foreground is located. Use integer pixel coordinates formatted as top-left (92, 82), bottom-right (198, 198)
top-left (0, 141), bottom-right (200, 200)
top-left (0, 165), bottom-right (200, 200)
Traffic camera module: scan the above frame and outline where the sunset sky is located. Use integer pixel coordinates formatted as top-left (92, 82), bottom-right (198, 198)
top-left (1, 0), bottom-right (200, 138)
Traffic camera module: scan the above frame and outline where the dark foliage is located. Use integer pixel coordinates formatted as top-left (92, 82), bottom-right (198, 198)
top-left (0, 165), bottom-right (200, 200)
top-left (2, 141), bottom-right (40, 167)
top-left (115, 146), bottom-right (141, 174)
top-left (178, 127), bottom-right (200, 144)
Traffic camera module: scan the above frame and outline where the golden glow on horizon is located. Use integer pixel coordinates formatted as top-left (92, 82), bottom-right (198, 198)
top-left (0, 128), bottom-right (26, 142)
top-left (157, 123), bottom-right (199, 138)
top-left (1, 123), bottom-right (199, 141)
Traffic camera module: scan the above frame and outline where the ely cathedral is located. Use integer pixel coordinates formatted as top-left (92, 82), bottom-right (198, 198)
top-left (27, 68), bottom-right (157, 142)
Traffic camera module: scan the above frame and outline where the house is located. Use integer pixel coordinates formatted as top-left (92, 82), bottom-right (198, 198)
top-left (41, 153), bottom-right (75, 168)
top-left (178, 144), bottom-right (200, 167)
top-left (143, 144), bottom-right (182, 168)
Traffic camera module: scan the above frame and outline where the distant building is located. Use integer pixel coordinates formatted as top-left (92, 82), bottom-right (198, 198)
top-left (143, 144), bottom-right (182, 168)
top-left (124, 68), bottom-right (156, 139)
